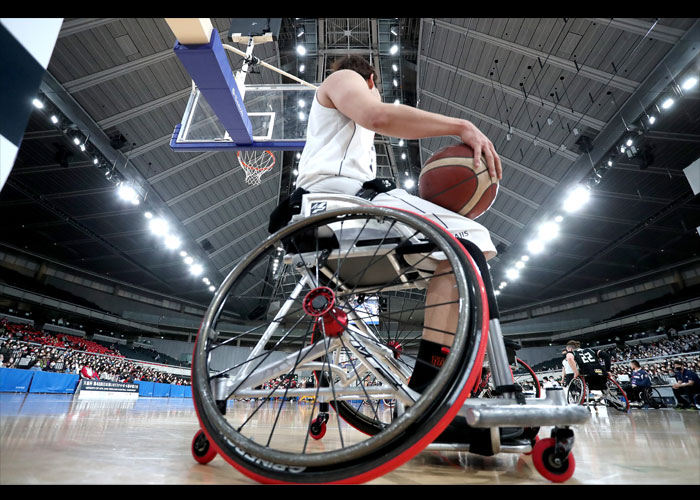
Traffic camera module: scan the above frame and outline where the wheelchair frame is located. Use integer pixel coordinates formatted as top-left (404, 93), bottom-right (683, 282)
top-left (191, 194), bottom-right (591, 483)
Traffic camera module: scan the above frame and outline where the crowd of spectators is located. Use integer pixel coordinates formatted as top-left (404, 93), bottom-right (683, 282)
top-left (610, 334), bottom-right (700, 363)
top-left (0, 319), bottom-right (190, 386)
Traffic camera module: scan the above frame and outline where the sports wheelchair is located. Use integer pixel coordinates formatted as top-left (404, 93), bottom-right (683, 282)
top-left (189, 194), bottom-right (590, 484)
top-left (566, 374), bottom-right (630, 413)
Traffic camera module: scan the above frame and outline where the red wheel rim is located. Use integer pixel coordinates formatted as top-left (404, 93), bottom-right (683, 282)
top-left (531, 437), bottom-right (575, 483)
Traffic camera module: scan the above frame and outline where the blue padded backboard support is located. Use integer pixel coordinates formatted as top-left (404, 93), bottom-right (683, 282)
top-left (172, 28), bottom-right (254, 146)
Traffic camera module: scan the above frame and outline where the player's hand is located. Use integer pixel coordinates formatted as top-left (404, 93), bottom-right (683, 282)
top-left (460, 120), bottom-right (502, 181)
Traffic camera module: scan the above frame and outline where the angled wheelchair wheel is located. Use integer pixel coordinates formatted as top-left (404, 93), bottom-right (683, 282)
top-left (513, 357), bottom-right (541, 399)
top-left (566, 378), bottom-right (586, 406)
top-left (603, 377), bottom-right (630, 413)
top-left (190, 206), bottom-right (489, 484)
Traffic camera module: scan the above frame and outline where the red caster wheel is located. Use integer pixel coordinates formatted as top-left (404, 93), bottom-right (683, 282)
top-left (309, 416), bottom-right (327, 440)
top-left (531, 437), bottom-right (576, 483)
top-left (191, 430), bottom-right (217, 464)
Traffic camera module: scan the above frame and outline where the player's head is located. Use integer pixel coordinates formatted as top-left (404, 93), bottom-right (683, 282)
top-left (566, 340), bottom-right (580, 352)
top-left (331, 55), bottom-right (380, 96)
top-left (673, 360), bottom-right (684, 372)
top-left (630, 360), bottom-right (641, 369)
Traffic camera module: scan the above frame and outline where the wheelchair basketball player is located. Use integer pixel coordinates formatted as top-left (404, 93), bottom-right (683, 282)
top-left (563, 340), bottom-right (612, 392)
top-left (271, 54), bottom-right (504, 443)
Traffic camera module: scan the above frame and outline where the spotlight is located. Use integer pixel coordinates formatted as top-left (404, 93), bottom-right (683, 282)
top-left (554, 215), bottom-right (564, 223)
top-left (190, 263), bottom-right (203, 276)
top-left (499, 281), bottom-right (507, 288)
top-left (398, 139), bottom-right (404, 146)
top-left (117, 184), bottom-right (137, 202)
top-left (404, 178), bottom-right (415, 189)
top-left (520, 255), bottom-right (529, 262)
top-left (164, 235), bottom-right (181, 250)
top-left (299, 64), bottom-right (305, 73)
top-left (32, 98), bottom-right (44, 109)
top-left (681, 76), bottom-right (697, 91)
top-left (393, 79), bottom-right (398, 87)
top-left (537, 221), bottom-right (559, 241)
top-left (51, 115), bottom-right (59, 124)
top-left (626, 138), bottom-right (633, 147)
top-left (401, 153), bottom-right (406, 160)
top-left (563, 185), bottom-right (590, 213)
top-left (203, 278), bottom-right (210, 285)
top-left (298, 99), bottom-right (306, 108)
top-left (661, 97), bottom-right (674, 109)
top-left (144, 211), bottom-right (153, 219)
top-left (180, 251), bottom-right (187, 257)
top-left (93, 158), bottom-right (99, 165)
top-left (494, 290), bottom-right (501, 296)
top-left (527, 239), bottom-right (545, 255)
top-left (392, 64), bottom-right (398, 72)
top-left (393, 99), bottom-right (400, 105)
top-left (298, 111), bottom-right (306, 121)
top-left (184, 256), bottom-right (194, 265)
top-left (515, 261), bottom-right (525, 269)
top-left (292, 169), bottom-right (298, 176)
top-left (607, 159), bottom-right (613, 167)
top-left (648, 115), bottom-right (656, 125)
top-left (390, 44), bottom-right (399, 55)
top-left (296, 45), bottom-right (306, 56)
top-left (209, 285), bottom-right (216, 292)
top-left (506, 268), bottom-right (520, 280)
top-left (149, 217), bottom-right (168, 236)
top-left (73, 137), bottom-right (81, 145)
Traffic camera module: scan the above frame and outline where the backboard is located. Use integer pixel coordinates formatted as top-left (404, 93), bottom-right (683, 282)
top-left (171, 82), bottom-right (315, 151)
top-left (165, 19), bottom-right (317, 153)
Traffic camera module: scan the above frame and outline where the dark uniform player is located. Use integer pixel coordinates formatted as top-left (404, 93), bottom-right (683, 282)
top-left (563, 340), bottom-right (611, 391)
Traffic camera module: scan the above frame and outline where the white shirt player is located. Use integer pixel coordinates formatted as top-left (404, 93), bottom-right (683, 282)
top-left (297, 92), bottom-right (377, 190)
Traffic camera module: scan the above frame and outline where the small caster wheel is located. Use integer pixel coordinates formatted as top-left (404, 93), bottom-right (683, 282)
top-left (532, 437), bottom-right (575, 483)
top-left (309, 416), bottom-right (327, 440)
top-left (192, 430), bottom-right (217, 464)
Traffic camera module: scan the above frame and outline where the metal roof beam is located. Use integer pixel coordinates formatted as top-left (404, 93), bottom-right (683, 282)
top-left (420, 89), bottom-right (580, 162)
top-left (58, 18), bottom-right (120, 38)
top-left (420, 56), bottom-right (607, 131)
top-left (585, 18), bottom-right (685, 45)
top-left (430, 18), bottom-right (639, 94)
top-left (97, 87), bottom-right (191, 129)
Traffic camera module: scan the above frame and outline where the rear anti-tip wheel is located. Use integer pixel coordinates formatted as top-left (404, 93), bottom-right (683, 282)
top-left (309, 417), bottom-right (327, 440)
top-left (192, 430), bottom-right (217, 465)
top-left (531, 437), bottom-right (576, 483)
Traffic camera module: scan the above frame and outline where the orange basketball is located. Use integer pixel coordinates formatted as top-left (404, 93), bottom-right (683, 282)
top-left (418, 143), bottom-right (498, 219)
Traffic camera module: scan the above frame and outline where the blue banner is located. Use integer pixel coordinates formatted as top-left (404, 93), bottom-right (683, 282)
top-left (135, 380), bottom-right (154, 397)
top-left (153, 382), bottom-right (171, 397)
top-left (170, 385), bottom-right (185, 398)
top-left (0, 367), bottom-right (34, 392)
top-left (29, 371), bottom-right (79, 394)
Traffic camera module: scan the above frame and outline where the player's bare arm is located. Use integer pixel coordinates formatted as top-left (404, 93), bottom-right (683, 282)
top-left (319, 69), bottom-right (502, 181)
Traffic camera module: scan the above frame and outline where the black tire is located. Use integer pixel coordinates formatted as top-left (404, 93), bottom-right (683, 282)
top-left (603, 377), bottom-right (630, 412)
top-left (513, 357), bottom-right (541, 399)
top-left (191, 206), bottom-right (488, 483)
top-left (566, 377), bottom-right (586, 405)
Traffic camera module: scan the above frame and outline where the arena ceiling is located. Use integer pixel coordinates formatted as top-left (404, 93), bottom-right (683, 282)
top-left (1, 17), bottom-right (699, 315)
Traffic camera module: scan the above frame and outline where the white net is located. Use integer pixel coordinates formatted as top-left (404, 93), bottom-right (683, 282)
top-left (237, 150), bottom-right (276, 185)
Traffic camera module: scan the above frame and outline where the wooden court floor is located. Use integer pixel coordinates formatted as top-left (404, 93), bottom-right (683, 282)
top-left (1, 393), bottom-right (698, 485)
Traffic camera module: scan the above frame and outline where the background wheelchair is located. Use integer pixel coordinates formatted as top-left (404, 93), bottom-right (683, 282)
top-left (566, 374), bottom-right (630, 413)
top-left (189, 194), bottom-right (590, 484)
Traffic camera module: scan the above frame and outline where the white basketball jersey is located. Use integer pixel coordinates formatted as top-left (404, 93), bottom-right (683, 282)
top-left (296, 92), bottom-right (377, 190)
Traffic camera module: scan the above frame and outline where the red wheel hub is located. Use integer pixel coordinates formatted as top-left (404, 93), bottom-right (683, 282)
top-left (386, 340), bottom-right (403, 359)
top-left (303, 287), bottom-right (347, 337)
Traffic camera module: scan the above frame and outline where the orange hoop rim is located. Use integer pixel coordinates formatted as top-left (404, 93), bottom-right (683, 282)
top-left (237, 150), bottom-right (276, 171)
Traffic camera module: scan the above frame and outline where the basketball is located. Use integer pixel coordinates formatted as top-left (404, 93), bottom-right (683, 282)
top-left (418, 143), bottom-right (499, 219)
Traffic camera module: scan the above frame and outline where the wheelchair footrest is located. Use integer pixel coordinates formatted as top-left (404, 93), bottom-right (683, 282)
top-left (425, 442), bottom-right (532, 454)
top-left (458, 388), bottom-right (590, 428)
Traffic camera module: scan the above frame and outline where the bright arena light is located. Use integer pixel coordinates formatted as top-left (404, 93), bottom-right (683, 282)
top-left (144, 211), bottom-right (153, 219)
top-left (164, 235), bottom-right (181, 250)
top-left (506, 268), bottom-right (520, 280)
top-left (149, 217), bottom-right (168, 236)
top-left (520, 255), bottom-right (530, 262)
top-left (184, 256), bottom-right (194, 265)
top-left (296, 45), bottom-right (306, 56)
top-left (682, 76), bottom-right (697, 90)
top-left (527, 239), bottom-right (545, 255)
top-left (117, 184), bottom-right (138, 203)
top-left (390, 44), bottom-right (399, 55)
top-left (208, 285), bottom-right (216, 292)
top-left (538, 221), bottom-right (560, 241)
top-left (661, 97), bottom-right (674, 109)
top-left (190, 263), bottom-right (203, 276)
top-left (32, 98), bottom-right (43, 109)
top-left (563, 186), bottom-right (591, 213)
top-left (404, 179), bottom-right (415, 189)
top-left (179, 251), bottom-right (187, 257)
top-left (515, 261), bottom-right (525, 269)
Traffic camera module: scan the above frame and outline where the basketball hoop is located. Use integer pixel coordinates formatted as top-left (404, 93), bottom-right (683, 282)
top-left (237, 150), bottom-right (275, 185)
